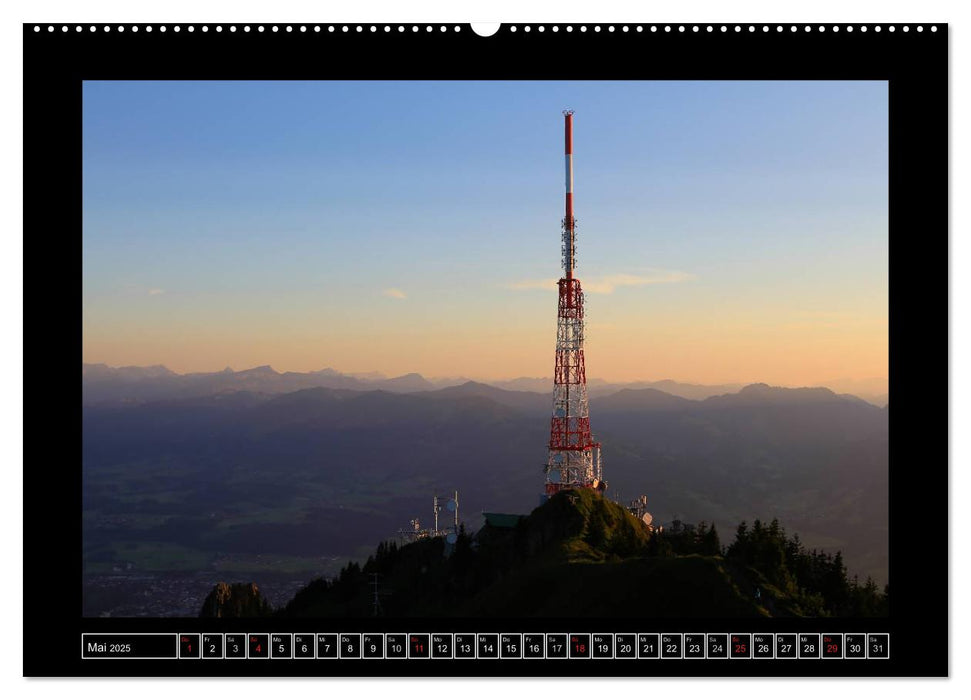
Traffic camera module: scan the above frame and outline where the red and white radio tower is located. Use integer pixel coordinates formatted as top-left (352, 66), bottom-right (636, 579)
top-left (545, 111), bottom-right (606, 497)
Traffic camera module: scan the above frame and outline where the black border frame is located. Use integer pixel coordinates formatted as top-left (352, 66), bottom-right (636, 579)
top-left (23, 22), bottom-right (947, 677)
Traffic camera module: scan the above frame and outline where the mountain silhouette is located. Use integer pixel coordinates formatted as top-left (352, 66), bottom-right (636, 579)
top-left (596, 387), bottom-right (696, 411)
top-left (427, 380), bottom-right (551, 414)
top-left (82, 363), bottom-right (441, 403)
top-left (84, 363), bottom-right (883, 407)
top-left (83, 376), bottom-right (888, 593)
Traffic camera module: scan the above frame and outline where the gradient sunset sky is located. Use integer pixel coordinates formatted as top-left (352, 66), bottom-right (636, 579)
top-left (82, 80), bottom-right (888, 390)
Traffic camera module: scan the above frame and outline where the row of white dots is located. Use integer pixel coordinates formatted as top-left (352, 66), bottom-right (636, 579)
top-left (34, 24), bottom-right (463, 33)
top-left (509, 24), bottom-right (936, 33)
top-left (33, 24), bottom-right (939, 34)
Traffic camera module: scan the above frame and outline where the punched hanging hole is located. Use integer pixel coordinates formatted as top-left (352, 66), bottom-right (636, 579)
top-left (471, 23), bottom-right (501, 37)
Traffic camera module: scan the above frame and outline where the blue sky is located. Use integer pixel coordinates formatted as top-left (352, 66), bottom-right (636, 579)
top-left (82, 80), bottom-right (888, 387)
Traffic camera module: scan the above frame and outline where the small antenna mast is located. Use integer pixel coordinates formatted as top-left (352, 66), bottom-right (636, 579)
top-left (433, 494), bottom-right (440, 535)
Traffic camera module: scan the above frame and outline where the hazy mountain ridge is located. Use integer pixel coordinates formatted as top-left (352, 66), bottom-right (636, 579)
top-left (83, 374), bottom-right (888, 608)
top-left (82, 363), bottom-right (887, 407)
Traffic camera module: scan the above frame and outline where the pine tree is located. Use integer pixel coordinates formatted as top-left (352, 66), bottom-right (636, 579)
top-left (702, 522), bottom-right (721, 556)
top-left (727, 521), bottom-right (749, 561)
top-left (695, 521), bottom-right (709, 554)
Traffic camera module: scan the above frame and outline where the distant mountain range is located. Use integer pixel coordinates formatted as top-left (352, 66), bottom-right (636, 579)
top-left (83, 369), bottom-right (889, 613)
top-left (82, 363), bottom-right (439, 402)
top-left (492, 376), bottom-right (749, 401)
top-left (82, 363), bottom-right (888, 407)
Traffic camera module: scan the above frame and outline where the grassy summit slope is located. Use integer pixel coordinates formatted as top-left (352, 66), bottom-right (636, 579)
top-left (465, 489), bottom-right (772, 617)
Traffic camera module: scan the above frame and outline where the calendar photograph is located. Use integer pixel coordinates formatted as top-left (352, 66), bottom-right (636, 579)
top-left (79, 77), bottom-right (891, 620)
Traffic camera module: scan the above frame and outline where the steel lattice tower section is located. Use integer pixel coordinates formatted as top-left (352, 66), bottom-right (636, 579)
top-left (545, 111), bottom-right (605, 497)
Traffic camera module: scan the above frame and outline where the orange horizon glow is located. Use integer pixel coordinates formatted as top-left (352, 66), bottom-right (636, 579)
top-left (82, 310), bottom-right (889, 395)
